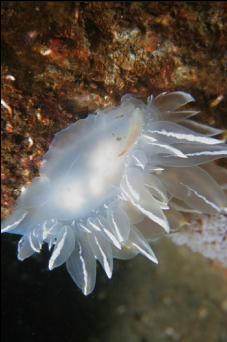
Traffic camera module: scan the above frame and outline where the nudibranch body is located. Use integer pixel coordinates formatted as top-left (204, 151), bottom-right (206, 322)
top-left (2, 92), bottom-right (227, 295)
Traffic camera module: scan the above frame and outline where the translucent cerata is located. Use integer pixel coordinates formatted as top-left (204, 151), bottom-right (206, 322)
top-left (2, 92), bottom-right (227, 295)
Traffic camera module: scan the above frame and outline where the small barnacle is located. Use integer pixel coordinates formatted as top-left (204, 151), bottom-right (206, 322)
top-left (39, 46), bottom-right (52, 56)
top-left (2, 91), bottom-right (227, 295)
top-left (210, 94), bottom-right (224, 108)
top-left (26, 136), bottom-right (34, 148)
top-left (1, 98), bottom-right (13, 116)
top-left (5, 75), bottom-right (16, 81)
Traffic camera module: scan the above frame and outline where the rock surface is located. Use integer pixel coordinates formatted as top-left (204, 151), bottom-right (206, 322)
top-left (1, 3), bottom-right (227, 342)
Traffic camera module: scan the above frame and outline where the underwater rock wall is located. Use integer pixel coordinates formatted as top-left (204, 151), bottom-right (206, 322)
top-left (1, 2), bottom-right (227, 262)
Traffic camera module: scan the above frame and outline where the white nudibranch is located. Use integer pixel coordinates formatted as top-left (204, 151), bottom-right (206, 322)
top-left (2, 92), bottom-right (227, 295)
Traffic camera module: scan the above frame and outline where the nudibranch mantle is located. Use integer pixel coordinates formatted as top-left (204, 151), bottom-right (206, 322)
top-left (2, 92), bottom-right (227, 295)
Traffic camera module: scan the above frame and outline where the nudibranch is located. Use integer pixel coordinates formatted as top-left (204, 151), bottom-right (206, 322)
top-left (2, 92), bottom-right (227, 295)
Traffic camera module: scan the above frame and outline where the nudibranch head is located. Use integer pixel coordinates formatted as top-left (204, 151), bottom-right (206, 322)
top-left (2, 91), bottom-right (227, 295)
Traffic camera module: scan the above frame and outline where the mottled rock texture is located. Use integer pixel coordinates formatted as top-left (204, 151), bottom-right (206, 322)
top-left (1, 4), bottom-right (227, 341)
